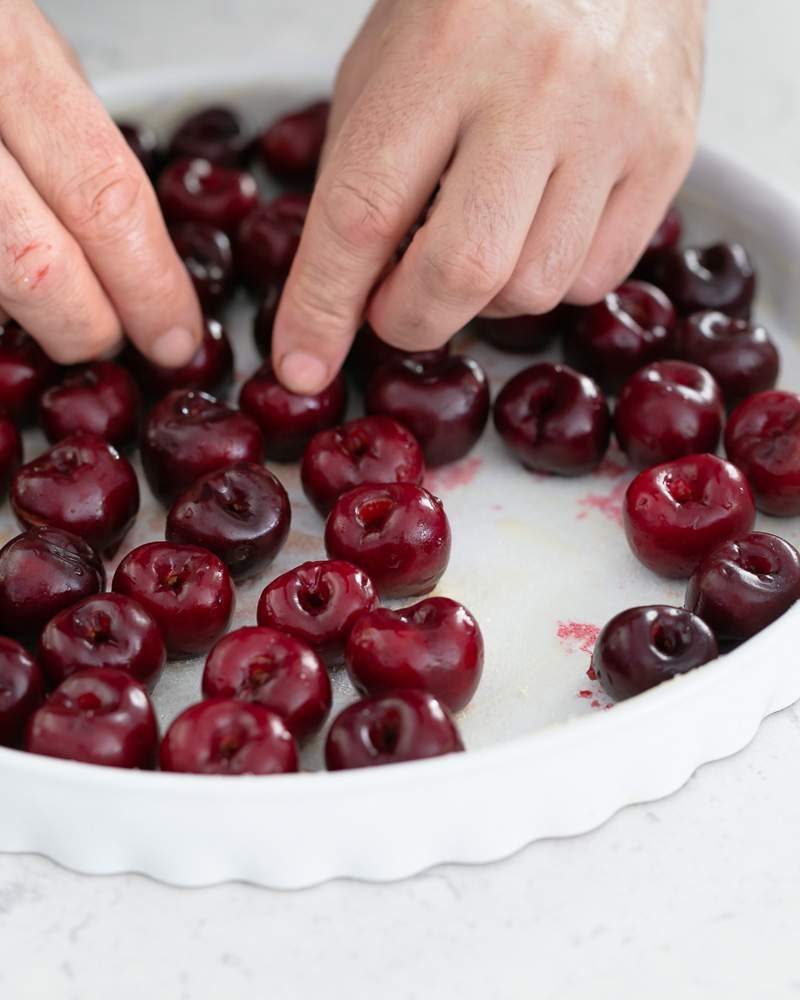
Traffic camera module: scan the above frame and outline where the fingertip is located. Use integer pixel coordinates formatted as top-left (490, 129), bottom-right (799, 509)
top-left (276, 350), bottom-right (330, 395)
top-left (149, 325), bottom-right (198, 368)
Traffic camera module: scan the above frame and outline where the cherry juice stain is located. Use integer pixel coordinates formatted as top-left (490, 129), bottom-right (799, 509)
top-left (556, 620), bottom-right (613, 710)
top-left (425, 456), bottom-right (483, 494)
top-left (576, 479), bottom-right (629, 525)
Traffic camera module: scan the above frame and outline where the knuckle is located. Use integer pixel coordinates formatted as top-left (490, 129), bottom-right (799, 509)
top-left (60, 159), bottom-right (145, 243)
top-left (421, 239), bottom-right (506, 304)
top-left (286, 260), bottom-right (354, 343)
top-left (322, 168), bottom-right (407, 250)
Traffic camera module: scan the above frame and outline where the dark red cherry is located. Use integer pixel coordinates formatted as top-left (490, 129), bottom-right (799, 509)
top-left (613, 360), bottom-right (724, 469)
top-left (475, 310), bottom-right (559, 353)
top-left (26, 668), bottom-right (158, 768)
top-left (0, 637), bottom-right (44, 747)
top-left (493, 362), bottom-right (610, 475)
top-left (259, 100), bottom-right (329, 183)
top-left (0, 527), bottom-right (105, 641)
top-left (166, 463), bottom-right (291, 581)
top-left (252, 284), bottom-right (282, 358)
top-left (39, 361), bottom-right (141, 449)
top-left (202, 626), bottom-right (331, 741)
top-left (12, 432), bottom-right (139, 555)
top-left (160, 699), bottom-right (298, 775)
top-left (126, 317), bottom-right (234, 400)
top-left (170, 223), bottom-right (235, 312)
top-left (141, 389), bottom-right (263, 505)
top-left (117, 120), bottom-right (160, 177)
top-left (0, 413), bottom-right (22, 498)
top-left (235, 193), bottom-right (309, 293)
top-left (677, 311), bottom-right (779, 408)
top-left (38, 593), bottom-right (166, 689)
top-left (0, 323), bottom-right (58, 424)
top-left (350, 325), bottom-right (450, 384)
top-left (168, 106), bottom-right (248, 166)
top-left (725, 391), bottom-right (800, 516)
top-left (593, 605), bottom-right (718, 701)
top-left (257, 559), bottom-right (377, 667)
top-left (633, 205), bottom-right (683, 282)
top-left (650, 242), bottom-right (756, 319)
top-left (112, 542), bottom-right (235, 658)
top-left (158, 158), bottom-right (258, 234)
top-left (239, 362), bottom-right (347, 463)
top-left (325, 690), bottom-right (464, 770)
top-left (623, 454), bottom-right (756, 578)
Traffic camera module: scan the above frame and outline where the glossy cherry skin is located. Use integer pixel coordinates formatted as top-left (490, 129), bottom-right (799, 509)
top-left (633, 205), bottom-right (683, 282)
top-left (677, 311), bottom-right (779, 408)
top-left (346, 597), bottom-right (483, 712)
top-left (650, 242), bottom-right (756, 319)
top-left (38, 593), bottom-right (166, 689)
top-left (0, 637), bottom-right (44, 747)
top-left (25, 668), bottom-right (157, 769)
top-left (624, 454), bottom-right (756, 578)
top-left (475, 311), bottom-right (559, 353)
top-left (365, 356), bottom-right (490, 467)
top-left (202, 627), bottom-right (331, 741)
top-left (141, 390), bottom-right (263, 505)
top-left (160, 699), bottom-right (298, 775)
top-left (593, 605), bottom-right (718, 701)
top-left (239, 362), bottom-right (347, 463)
top-left (325, 483), bottom-right (451, 598)
top-left (0, 527), bottom-right (105, 641)
top-left (252, 284), bottom-right (282, 357)
top-left (117, 120), bottom-right (160, 177)
top-left (112, 542), bottom-right (234, 659)
top-left (167, 106), bottom-right (248, 167)
top-left (325, 689), bottom-right (464, 771)
top-left (12, 433), bottom-right (139, 555)
top-left (257, 559), bottom-right (378, 667)
top-left (0, 414), bottom-right (22, 498)
top-left (259, 100), bottom-right (329, 183)
top-left (126, 317), bottom-right (234, 400)
top-left (39, 361), bottom-right (141, 449)
top-left (350, 325), bottom-right (450, 384)
top-left (685, 532), bottom-right (800, 644)
top-left (494, 362), bottom-right (610, 475)
top-left (563, 281), bottom-right (677, 393)
top-left (725, 391), bottom-right (800, 516)
top-left (301, 416), bottom-right (425, 517)
top-left (614, 360), bottom-right (724, 469)
top-left (0, 323), bottom-right (57, 424)
top-left (158, 158), bottom-right (258, 234)
top-left (170, 222), bottom-right (235, 312)
top-left (235, 193), bottom-right (310, 293)
top-left (166, 462), bottom-right (291, 581)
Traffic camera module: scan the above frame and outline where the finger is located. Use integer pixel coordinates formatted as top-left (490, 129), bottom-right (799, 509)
top-left (272, 76), bottom-right (460, 393)
top-left (366, 121), bottom-right (554, 348)
top-left (0, 143), bottom-right (121, 363)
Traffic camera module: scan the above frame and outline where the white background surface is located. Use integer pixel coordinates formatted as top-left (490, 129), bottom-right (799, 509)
top-left (2, 2), bottom-right (800, 997)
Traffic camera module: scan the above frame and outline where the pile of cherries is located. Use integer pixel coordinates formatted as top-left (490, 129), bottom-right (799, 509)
top-left (0, 96), bottom-right (798, 781)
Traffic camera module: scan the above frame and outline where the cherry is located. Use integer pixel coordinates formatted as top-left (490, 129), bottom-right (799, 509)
top-left (202, 627), bottom-right (331, 741)
top-left (301, 415), bottom-right (425, 517)
top-left (26, 668), bottom-right (157, 769)
top-left (126, 317), bottom-right (234, 401)
top-left (350, 325), bottom-right (450, 384)
top-left (649, 242), bottom-right (756, 319)
top-left (158, 158), bottom-right (258, 234)
top-left (112, 542), bottom-right (234, 658)
top-left (624, 454), bottom-right (756, 578)
top-left (325, 483), bottom-right (451, 598)
top-left (167, 106), bottom-right (248, 166)
top-left (725, 391), bottom-right (800, 516)
top-left (686, 532), bottom-right (800, 644)
top-left (0, 527), bottom-right (105, 641)
top-left (239, 362), bottom-right (347, 463)
top-left (0, 637), bottom-right (44, 747)
top-left (493, 362), bottom-right (610, 475)
top-left (252, 284), bottom-right (282, 358)
top-left (235, 193), bottom-right (309, 293)
top-left (38, 593), bottom-right (166, 689)
top-left (0, 413), bottom-right (22, 498)
top-left (0, 323), bottom-right (57, 424)
top-left (475, 311), bottom-right (559, 353)
top-left (166, 462), bottom-right (291, 581)
top-left (141, 390), bottom-right (263, 505)
top-left (346, 597), bottom-right (483, 712)
top-left (39, 361), bottom-right (141, 450)
top-left (257, 559), bottom-right (378, 666)
top-left (614, 360), bottom-right (724, 469)
top-left (259, 100), bottom-right (329, 183)
top-left (12, 432), bottom-right (139, 556)
top-left (160, 699), bottom-right (298, 775)
top-left (365, 355), bottom-right (489, 467)
top-left (563, 281), bottom-right (677, 393)
top-left (633, 205), bottom-right (683, 282)
top-left (677, 311), bottom-right (779, 408)
top-left (170, 222), bottom-right (235, 312)
top-left (325, 690), bottom-right (464, 770)
top-left (593, 605), bottom-right (718, 701)
top-left (117, 120), bottom-right (160, 177)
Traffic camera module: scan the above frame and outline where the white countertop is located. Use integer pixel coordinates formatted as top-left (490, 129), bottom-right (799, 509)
top-left (3, 3), bottom-right (800, 997)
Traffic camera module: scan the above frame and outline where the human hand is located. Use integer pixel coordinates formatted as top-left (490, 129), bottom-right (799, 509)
top-left (0, 0), bottom-right (202, 366)
top-left (273, 0), bottom-right (705, 393)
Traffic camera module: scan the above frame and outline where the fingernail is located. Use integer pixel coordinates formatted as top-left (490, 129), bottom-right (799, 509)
top-left (151, 326), bottom-right (197, 368)
top-left (279, 351), bottom-right (329, 394)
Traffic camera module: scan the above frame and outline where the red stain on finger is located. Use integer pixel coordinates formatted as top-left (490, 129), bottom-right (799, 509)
top-left (30, 265), bottom-right (49, 289)
top-left (11, 242), bottom-right (38, 263)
